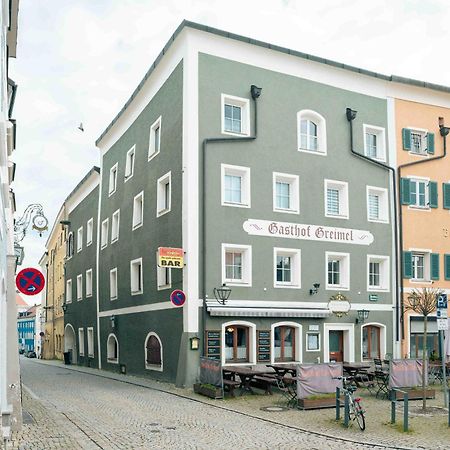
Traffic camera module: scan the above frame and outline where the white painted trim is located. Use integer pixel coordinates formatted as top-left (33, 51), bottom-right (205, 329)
top-left (156, 171), bottom-right (172, 217)
top-left (148, 116), bottom-right (162, 161)
top-left (323, 323), bottom-right (355, 363)
top-left (132, 191), bottom-right (144, 230)
top-left (297, 109), bottom-right (327, 155)
top-left (76, 274), bottom-right (83, 301)
top-left (221, 320), bottom-right (256, 366)
top-left (272, 172), bottom-right (300, 214)
top-left (360, 322), bottom-right (387, 361)
top-left (66, 279), bottom-right (72, 304)
top-left (78, 327), bottom-right (85, 357)
top-left (349, 303), bottom-right (394, 311)
top-left (85, 268), bottom-right (93, 298)
top-left (111, 209), bottom-right (120, 244)
top-left (221, 243), bottom-right (252, 287)
top-left (270, 321), bottom-right (302, 364)
top-left (306, 331), bottom-right (321, 352)
top-left (109, 268), bottom-right (118, 301)
top-left (366, 185), bottom-right (389, 224)
top-left (221, 163), bottom-right (251, 208)
top-left (98, 301), bottom-right (174, 317)
top-left (144, 332), bottom-right (163, 372)
top-left (76, 226), bottom-right (83, 253)
top-left (106, 333), bottom-right (119, 364)
top-left (325, 251), bottom-right (350, 291)
top-left (108, 162), bottom-right (118, 197)
top-left (64, 323), bottom-right (77, 358)
top-left (363, 123), bottom-right (386, 162)
top-left (130, 257), bottom-right (143, 295)
top-left (86, 218), bottom-right (94, 246)
top-left (87, 327), bottom-right (95, 358)
top-left (221, 93), bottom-right (250, 136)
top-left (273, 247), bottom-right (301, 289)
top-left (124, 145), bottom-right (136, 181)
top-left (367, 254), bottom-right (390, 292)
top-left (101, 218), bottom-right (109, 249)
top-left (324, 179), bottom-right (349, 220)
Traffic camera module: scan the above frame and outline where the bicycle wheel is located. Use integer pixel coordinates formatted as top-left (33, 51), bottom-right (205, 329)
top-left (352, 401), bottom-right (366, 431)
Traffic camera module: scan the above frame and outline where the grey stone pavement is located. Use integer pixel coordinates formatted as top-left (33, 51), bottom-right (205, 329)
top-left (9, 358), bottom-right (450, 449)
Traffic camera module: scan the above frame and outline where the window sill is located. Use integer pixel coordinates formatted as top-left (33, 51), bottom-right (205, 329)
top-left (409, 279), bottom-right (432, 284)
top-left (407, 206), bottom-right (431, 212)
top-left (124, 174), bottom-right (133, 182)
top-left (273, 207), bottom-right (300, 215)
top-left (108, 190), bottom-right (116, 197)
top-left (110, 297), bottom-right (117, 301)
top-left (298, 147), bottom-right (326, 156)
top-left (132, 222), bottom-right (143, 230)
top-left (77, 298), bottom-right (83, 302)
top-left (157, 284), bottom-right (171, 291)
top-left (148, 150), bottom-right (160, 162)
top-left (88, 354), bottom-right (94, 358)
top-left (367, 287), bottom-right (389, 292)
top-left (221, 129), bottom-right (250, 137)
top-left (157, 208), bottom-right (171, 218)
top-left (131, 290), bottom-right (143, 296)
top-left (107, 358), bottom-right (119, 364)
top-left (325, 213), bottom-right (349, 220)
top-left (223, 280), bottom-right (251, 287)
top-left (222, 202), bottom-right (250, 209)
top-left (274, 283), bottom-right (301, 289)
top-left (326, 285), bottom-right (350, 291)
top-left (86, 241), bottom-right (92, 247)
top-left (111, 238), bottom-right (119, 244)
top-left (86, 294), bottom-right (93, 298)
top-left (145, 364), bottom-right (163, 372)
top-left (368, 217), bottom-right (389, 224)
top-left (101, 244), bottom-right (108, 250)
top-left (408, 151), bottom-right (429, 158)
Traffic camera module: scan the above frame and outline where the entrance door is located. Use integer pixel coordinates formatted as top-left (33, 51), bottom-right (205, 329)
top-left (329, 330), bottom-right (344, 362)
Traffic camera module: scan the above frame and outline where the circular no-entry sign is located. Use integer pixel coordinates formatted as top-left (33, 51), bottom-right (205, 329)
top-left (16, 268), bottom-right (45, 296)
top-left (170, 289), bottom-right (186, 307)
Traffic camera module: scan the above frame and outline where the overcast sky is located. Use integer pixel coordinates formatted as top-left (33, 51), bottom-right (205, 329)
top-left (10, 0), bottom-right (450, 299)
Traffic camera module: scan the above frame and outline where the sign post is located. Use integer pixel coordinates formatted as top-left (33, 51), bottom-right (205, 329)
top-left (436, 294), bottom-right (448, 406)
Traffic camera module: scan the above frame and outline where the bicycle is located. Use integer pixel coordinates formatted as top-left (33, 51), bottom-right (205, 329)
top-left (333, 375), bottom-right (366, 431)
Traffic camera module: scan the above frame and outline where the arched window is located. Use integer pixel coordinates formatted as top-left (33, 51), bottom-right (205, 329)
top-left (297, 110), bottom-right (327, 154)
top-left (107, 334), bottom-right (119, 363)
top-left (67, 232), bottom-right (74, 258)
top-left (145, 333), bottom-right (163, 371)
top-left (224, 325), bottom-right (249, 363)
top-left (274, 326), bottom-right (295, 362)
top-left (362, 325), bottom-right (381, 359)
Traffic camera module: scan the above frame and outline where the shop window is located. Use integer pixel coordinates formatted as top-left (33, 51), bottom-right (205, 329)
top-left (274, 326), bottom-right (295, 362)
top-left (225, 325), bottom-right (249, 363)
top-left (362, 325), bottom-right (381, 360)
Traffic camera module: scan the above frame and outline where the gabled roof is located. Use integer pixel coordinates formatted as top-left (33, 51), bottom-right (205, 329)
top-left (96, 20), bottom-right (450, 147)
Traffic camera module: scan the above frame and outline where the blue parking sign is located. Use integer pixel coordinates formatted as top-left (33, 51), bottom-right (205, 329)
top-left (437, 294), bottom-right (448, 309)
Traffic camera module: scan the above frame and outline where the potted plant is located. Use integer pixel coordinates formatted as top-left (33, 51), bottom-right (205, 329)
top-left (298, 393), bottom-right (342, 410)
top-left (193, 383), bottom-right (223, 399)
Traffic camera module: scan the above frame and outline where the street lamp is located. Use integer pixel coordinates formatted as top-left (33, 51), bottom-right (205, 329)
top-left (356, 309), bottom-right (369, 324)
top-left (213, 284), bottom-right (232, 305)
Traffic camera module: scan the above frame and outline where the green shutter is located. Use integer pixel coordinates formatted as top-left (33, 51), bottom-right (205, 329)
top-left (402, 128), bottom-right (411, 151)
top-left (403, 251), bottom-right (413, 279)
top-left (443, 184), bottom-right (450, 209)
top-left (431, 253), bottom-right (440, 280)
top-left (427, 132), bottom-right (435, 154)
top-left (400, 178), bottom-right (411, 205)
top-left (429, 181), bottom-right (438, 208)
top-left (445, 254), bottom-right (450, 280)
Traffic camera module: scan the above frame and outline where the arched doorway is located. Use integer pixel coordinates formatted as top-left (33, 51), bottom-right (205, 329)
top-left (64, 324), bottom-right (77, 364)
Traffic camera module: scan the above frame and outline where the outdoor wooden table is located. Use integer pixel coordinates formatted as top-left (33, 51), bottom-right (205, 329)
top-left (343, 363), bottom-right (372, 388)
top-left (266, 363), bottom-right (297, 378)
top-left (428, 361), bottom-right (450, 384)
top-left (223, 366), bottom-right (260, 396)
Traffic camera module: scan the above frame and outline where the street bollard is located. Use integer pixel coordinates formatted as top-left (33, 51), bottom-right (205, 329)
top-left (403, 392), bottom-right (409, 432)
top-left (390, 390), bottom-right (396, 424)
top-left (344, 393), bottom-right (349, 428)
top-left (335, 387), bottom-right (340, 420)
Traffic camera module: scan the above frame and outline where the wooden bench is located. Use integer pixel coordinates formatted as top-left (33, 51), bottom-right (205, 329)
top-left (223, 379), bottom-right (241, 397)
top-left (252, 375), bottom-right (277, 395)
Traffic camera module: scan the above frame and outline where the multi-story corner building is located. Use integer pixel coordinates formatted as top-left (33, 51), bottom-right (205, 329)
top-left (0, 0), bottom-right (21, 440)
top-left (394, 99), bottom-right (450, 359)
top-left (43, 207), bottom-right (67, 360)
top-left (63, 167), bottom-right (100, 367)
top-left (17, 305), bottom-right (37, 352)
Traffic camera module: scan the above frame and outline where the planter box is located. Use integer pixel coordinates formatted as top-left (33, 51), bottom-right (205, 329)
top-left (298, 395), bottom-right (343, 410)
top-left (391, 388), bottom-right (435, 401)
top-left (193, 383), bottom-right (223, 399)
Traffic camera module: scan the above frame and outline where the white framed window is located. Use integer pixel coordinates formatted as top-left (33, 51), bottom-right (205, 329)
top-left (326, 252), bottom-right (350, 290)
top-left (111, 209), bottom-right (120, 243)
top-left (273, 248), bottom-right (301, 288)
top-left (221, 164), bottom-right (251, 208)
top-left (132, 191), bottom-right (144, 229)
top-left (221, 94), bottom-right (250, 136)
top-left (85, 269), bottom-right (93, 298)
top-left (87, 327), bottom-right (94, 358)
top-left (107, 334), bottom-right (119, 363)
top-left (145, 332), bottom-right (163, 371)
top-left (273, 172), bottom-right (299, 214)
top-left (410, 178), bottom-right (429, 208)
top-left (222, 244), bottom-right (252, 287)
top-left (148, 116), bottom-right (161, 161)
top-left (78, 328), bottom-right (85, 356)
top-left (306, 332), bottom-right (321, 352)
top-left (272, 322), bottom-right (302, 363)
top-left (363, 124), bottom-right (386, 161)
top-left (76, 274), bottom-right (83, 300)
top-left (125, 145), bottom-right (135, 180)
top-left (366, 186), bottom-right (389, 223)
top-left (157, 172), bottom-right (171, 217)
top-left (66, 279), bottom-right (72, 304)
top-left (110, 268), bottom-right (118, 300)
top-left (67, 232), bottom-right (74, 258)
top-left (409, 129), bottom-right (428, 155)
top-left (77, 227), bottom-right (83, 253)
top-left (324, 179), bottom-right (349, 219)
top-left (157, 266), bottom-right (171, 290)
top-left (109, 163), bottom-right (118, 196)
top-left (297, 110), bottom-right (327, 155)
top-left (101, 218), bottom-right (109, 249)
top-left (130, 258), bottom-right (143, 295)
top-left (411, 252), bottom-right (430, 281)
top-left (86, 218), bottom-right (93, 246)
top-left (367, 255), bottom-right (390, 291)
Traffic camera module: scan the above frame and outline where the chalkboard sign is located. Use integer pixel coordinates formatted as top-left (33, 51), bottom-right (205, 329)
top-left (257, 330), bottom-right (271, 362)
top-left (206, 330), bottom-right (221, 360)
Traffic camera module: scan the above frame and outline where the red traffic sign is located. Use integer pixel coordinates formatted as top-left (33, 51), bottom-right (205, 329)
top-left (16, 268), bottom-right (45, 296)
top-left (170, 289), bottom-right (186, 307)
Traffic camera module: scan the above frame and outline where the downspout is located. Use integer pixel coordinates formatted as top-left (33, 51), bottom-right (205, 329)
top-left (397, 120), bottom-right (448, 343)
top-left (346, 108), bottom-right (400, 342)
top-left (200, 85), bottom-right (262, 356)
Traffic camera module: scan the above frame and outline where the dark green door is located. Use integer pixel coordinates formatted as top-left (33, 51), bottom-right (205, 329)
top-left (329, 330), bottom-right (343, 362)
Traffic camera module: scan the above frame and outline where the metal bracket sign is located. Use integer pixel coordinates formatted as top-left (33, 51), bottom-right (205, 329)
top-left (157, 247), bottom-right (184, 268)
top-left (16, 267), bottom-right (45, 296)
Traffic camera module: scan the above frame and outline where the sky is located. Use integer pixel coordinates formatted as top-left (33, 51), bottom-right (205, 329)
top-left (10, 0), bottom-right (450, 299)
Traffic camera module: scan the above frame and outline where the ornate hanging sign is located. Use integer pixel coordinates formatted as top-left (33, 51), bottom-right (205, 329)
top-left (243, 219), bottom-right (374, 246)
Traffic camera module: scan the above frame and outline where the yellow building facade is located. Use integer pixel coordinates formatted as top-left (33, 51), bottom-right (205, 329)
top-left (42, 206), bottom-right (67, 360)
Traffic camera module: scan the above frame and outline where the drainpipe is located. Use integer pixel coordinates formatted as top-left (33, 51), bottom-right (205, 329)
top-left (346, 108), bottom-right (400, 343)
top-left (397, 119), bottom-right (448, 344)
top-left (200, 85), bottom-right (262, 356)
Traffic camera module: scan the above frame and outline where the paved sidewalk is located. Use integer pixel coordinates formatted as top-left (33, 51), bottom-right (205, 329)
top-left (12, 359), bottom-right (450, 449)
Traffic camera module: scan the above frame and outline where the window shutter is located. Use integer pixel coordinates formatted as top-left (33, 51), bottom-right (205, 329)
top-left (445, 254), bottom-right (450, 280)
top-left (431, 253), bottom-right (440, 280)
top-left (427, 133), bottom-right (435, 155)
top-left (403, 251), bottom-right (413, 279)
top-left (400, 178), bottom-right (411, 205)
top-left (402, 128), bottom-right (411, 151)
top-left (443, 183), bottom-right (450, 209)
top-left (429, 181), bottom-right (438, 208)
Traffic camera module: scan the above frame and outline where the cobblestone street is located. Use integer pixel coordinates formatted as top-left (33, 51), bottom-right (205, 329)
top-left (10, 359), bottom-right (449, 449)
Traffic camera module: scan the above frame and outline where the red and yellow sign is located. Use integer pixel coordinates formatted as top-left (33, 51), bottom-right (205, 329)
top-left (158, 247), bottom-right (184, 269)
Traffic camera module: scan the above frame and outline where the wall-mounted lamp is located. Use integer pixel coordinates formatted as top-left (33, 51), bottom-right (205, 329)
top-left (213, 283), bottom-right (232, 305)
top-left (346, 108), bottom-right (357, 122)
top-left (356, 309), bottom-right (369, 324)
top-left (110, 315), bottom-right (116, 329)
top-left (190, 336), bottom-right (200, 351)
top-left (59, 220), bottom-right (71, 226)
top-left (309, 283), bottom-right (320, 296)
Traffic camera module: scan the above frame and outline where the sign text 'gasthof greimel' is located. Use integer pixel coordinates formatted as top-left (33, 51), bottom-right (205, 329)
top-left (157, 247), bottom-right (184, 268)
top-left (243, 219), bottom-right (374, 245)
